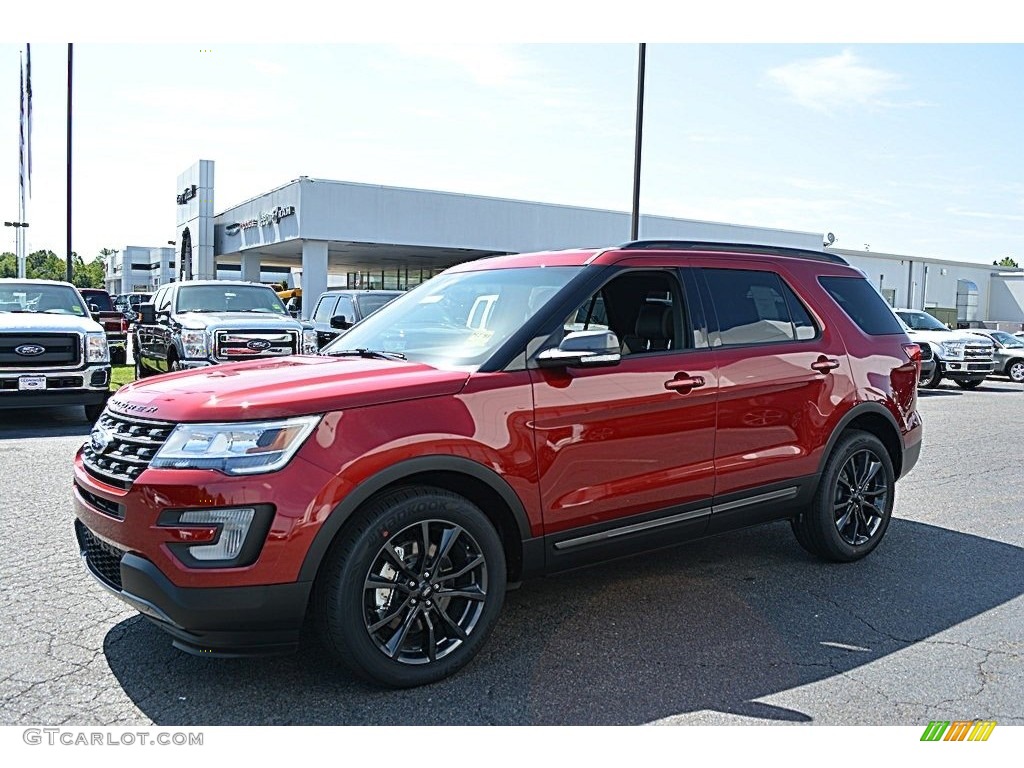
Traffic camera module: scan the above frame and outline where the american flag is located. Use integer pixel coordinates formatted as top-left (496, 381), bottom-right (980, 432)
top-left (26, 44), bottom-right (32, 197)
top-left (19, 53), bottom-right (26, 218)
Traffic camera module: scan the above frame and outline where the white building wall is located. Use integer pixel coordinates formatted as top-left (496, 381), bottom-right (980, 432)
top-left (989, 274), bottom-right (1024, 325)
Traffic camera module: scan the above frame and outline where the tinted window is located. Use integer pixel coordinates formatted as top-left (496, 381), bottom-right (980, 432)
top-left (819, 276), bottom-right (905, 336)
top-left (703, 269), bottom-right (817, 346)
top-left (358, 294), bottom-right (400, 317)
top-left (82, 291), bottom-right (114, 311)
top-left (335, 296), bottom-right (356, 322)
top-left (566, 270), bottom-right (691, 354)
top-left (313, 296), bottom-right (339, 323)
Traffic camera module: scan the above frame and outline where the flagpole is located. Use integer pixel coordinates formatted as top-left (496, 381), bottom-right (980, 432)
top-left (66, 43), bottom-right (73, 283)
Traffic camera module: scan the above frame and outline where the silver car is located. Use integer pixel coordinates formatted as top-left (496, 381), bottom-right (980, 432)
top-left (969, 330), bottom-right (1024, 383)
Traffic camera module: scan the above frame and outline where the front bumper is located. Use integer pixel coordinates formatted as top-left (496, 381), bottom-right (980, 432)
top-left (75, 520), bottom-right (309, 655)
top-left (938, 360), bottom-right (994, 378)
top-left (72, 448), bottom-right (337, 656)
top-left (0, 364), bottom-right (110, 409)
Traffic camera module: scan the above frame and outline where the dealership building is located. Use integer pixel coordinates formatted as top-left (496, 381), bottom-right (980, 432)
top-left (105, 159), bottom-right (1024, 327)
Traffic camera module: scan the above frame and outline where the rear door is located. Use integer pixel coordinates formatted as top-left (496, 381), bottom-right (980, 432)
top-left (691, 258), bottom-right (854, 533)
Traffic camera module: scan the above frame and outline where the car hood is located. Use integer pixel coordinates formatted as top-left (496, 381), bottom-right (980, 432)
top-left (108, 355), bottom-right (471, 422)
top-left (177, 312), bottom-right (306, 330)
top-left (904, 328), bottom-right (993, 345)
top-left (0, 311), bottom-right (102, 334)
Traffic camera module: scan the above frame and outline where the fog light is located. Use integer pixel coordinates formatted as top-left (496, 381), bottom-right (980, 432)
top-left (90, 369), bottom-right (110, 387)
top-left (179, 508), bottom-right (255, 561)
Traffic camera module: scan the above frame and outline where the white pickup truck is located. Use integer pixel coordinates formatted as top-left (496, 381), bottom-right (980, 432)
top-left (894, 308), bottom-right (995, 389)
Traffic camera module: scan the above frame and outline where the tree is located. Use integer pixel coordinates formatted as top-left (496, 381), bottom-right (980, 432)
top-left (0, 249), bottom-right (109, 287)
top-left (993, 256), bottom-right (1019, 268)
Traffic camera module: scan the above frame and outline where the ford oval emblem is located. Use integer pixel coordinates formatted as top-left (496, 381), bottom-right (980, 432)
top-left (90, 426), bottom-right (113, 454)
top-left (15, 344), bottom-right (46, 356)
top-left (246, 339), bottom-right (273, 351)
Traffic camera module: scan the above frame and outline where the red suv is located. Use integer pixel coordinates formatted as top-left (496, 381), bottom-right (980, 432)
top-left (73, 241), bottom-right (923, 687)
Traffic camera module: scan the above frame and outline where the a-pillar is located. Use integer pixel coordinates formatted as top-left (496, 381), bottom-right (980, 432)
top-left (241, 252), bottom-right (262, 284)
top-left (301, 240), bottom-right (328, 320)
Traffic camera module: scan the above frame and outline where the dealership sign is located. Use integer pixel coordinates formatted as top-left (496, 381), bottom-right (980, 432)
top-left (176, 184), bottom-right (198, 205)
top-left (224, 205), bottom-right (296, 236)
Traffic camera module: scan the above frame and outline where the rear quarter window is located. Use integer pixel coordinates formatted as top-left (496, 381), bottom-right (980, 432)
top-left (818, 276), bottom-right (905, 335)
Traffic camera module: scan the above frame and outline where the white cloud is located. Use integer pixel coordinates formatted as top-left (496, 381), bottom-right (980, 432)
top-left (766, 50), bottom-right (904, 113)
top-left (389, 44), bottom-right (534, 89)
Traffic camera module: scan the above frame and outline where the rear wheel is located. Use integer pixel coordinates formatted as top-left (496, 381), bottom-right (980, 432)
top-left (792, 430), bottom-right (895, 562)
top-left (314, 486), bottom-right (506, 688)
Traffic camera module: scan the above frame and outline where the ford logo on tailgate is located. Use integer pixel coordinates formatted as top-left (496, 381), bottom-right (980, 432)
top-left (246, 339), bottom-right (273, 351)
top-left (15, 344), bottom-right (46, 356)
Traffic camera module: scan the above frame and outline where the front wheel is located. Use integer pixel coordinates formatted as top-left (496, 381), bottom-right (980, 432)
top-left (314, 486), bottom-right (506, 688)
top-left (1006, 359), bottom-right (1024, 383)
top-left (954, 378), bottom-right (984, 390)
top-left (919, 363), bottom-right (942, 389)
top-left (792, 430), bottom-right (895, 562)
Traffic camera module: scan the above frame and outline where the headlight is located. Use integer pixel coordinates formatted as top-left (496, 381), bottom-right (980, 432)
top-left (302, 329), bottom-right (318, 355)
top-left (86, 332), bottom-right (109, 363)
top-left (941, 341), bottom-right (965, 358)
top-left (181, 329), bottom-right (209, 359)
top-left (150, 415), bottom-right (321, 475)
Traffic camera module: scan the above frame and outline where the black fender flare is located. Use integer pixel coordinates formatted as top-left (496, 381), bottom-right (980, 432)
top-left (816, 402), bottom-right (904, 478)
top-left (297, 455), bottom-right (532, 582)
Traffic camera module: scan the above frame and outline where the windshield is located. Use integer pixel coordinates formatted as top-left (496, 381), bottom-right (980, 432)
top-left (0, 283), bottom-right (88, 316)
top-left (989, 330), bottom-right (1024, 348)
top-left (896, 310), bottom-right (949, 331)
top-left (175, 285), bottom-right (287, 314)
top-left (82, 291), bottom-right (114, 311)
top-left (321, 266), bottom-right (583, 369)
top-left (357, 293), bottom-right (402, 317)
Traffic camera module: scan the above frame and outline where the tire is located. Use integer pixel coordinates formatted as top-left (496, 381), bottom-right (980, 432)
top-left (919, 362), bottom-right (942, 389)
top-left (313, 486), bottom-right (506, 688)
top-left (955, 378), bottom-right (983, 390)
top-left (134, 355), bottom-right (150, 380)
top-left (792, 430), bottom-right (895, 562)
top-left (84, 400), bottom-right (106, 424)
top-left (1006, 359), bottom-right (1024, 383)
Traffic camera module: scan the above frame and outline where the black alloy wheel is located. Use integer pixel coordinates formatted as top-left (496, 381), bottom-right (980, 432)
top-left (314, 486), bottom-right (506, 687)
top-left (832, 448), bottom-right (889, 547)
top-left (362, 520), bottom-right (489, 665)
top-left (792, 430), bottom-right (894, 562)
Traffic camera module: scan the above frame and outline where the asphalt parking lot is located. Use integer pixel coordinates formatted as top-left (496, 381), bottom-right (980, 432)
top-left (1, 379), bottom-right (1022, 726)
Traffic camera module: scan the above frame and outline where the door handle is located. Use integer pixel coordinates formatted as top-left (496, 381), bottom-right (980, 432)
top-left (665, 374), bottom-right (706, 393)
top-left (811, 358), bottom-right (840, 373)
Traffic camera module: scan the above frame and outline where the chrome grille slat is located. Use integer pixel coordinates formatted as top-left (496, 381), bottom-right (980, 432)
top-left (83, 410), bottom-right (175, 489)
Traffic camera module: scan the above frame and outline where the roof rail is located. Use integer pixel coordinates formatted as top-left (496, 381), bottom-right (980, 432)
top-left (617, 240), bottom-right (849, 266)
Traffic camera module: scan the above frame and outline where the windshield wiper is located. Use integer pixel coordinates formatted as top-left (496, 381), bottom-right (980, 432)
top-left (325, 348), bottom-right (407, 361)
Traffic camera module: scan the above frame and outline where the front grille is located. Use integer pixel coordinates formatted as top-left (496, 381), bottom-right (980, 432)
top-left (75, 482), bottom-right (125, 520)
top-left (81, 410), bottom-right (175, 489)
top-left (76, 520), bottom-right (125, 591)
top-left (214, 329), bottom-right (298, 361)
top-left (0, 332), bottom-right (81, 369)
top-left (964, 345), bottom-right (992, 360)
top-left (919, 344), bottom-right (933, 361)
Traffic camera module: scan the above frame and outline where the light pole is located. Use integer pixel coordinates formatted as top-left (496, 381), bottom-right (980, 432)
top-left (630, 44), bottom-right (646, 241)
top-left (4, 221), bottom-right (29, 277)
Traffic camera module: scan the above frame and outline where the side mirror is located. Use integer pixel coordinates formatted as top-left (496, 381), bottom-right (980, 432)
top-left (88, 302), bottom-right (100, 313)
top-left (330, 314), bottom-right (352, 330)
top-left (536, 329), bottom-right (621, 369)
top-left (138, 302), bottom-right (157, 325)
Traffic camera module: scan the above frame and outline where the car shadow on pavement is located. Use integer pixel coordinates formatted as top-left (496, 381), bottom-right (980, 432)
top-left (0, 406), bottom-right (92, 438)
top-left (102, 519), bottom-right (1024, 726)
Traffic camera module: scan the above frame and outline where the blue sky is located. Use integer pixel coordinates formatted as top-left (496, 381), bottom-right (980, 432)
top-left (3, 20), bottom-right (1024, 265)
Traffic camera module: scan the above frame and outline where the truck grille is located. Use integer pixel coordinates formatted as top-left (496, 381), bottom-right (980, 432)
top-left (919, 343), bottom-right (933, 361)
top-left (81, 410), bottom-right (175, 489)
top-left (0, 332), bottom-right (81, 369)
top-left (214, 330), bottom-right (298, 360)
top-left (76, 520), bottom-right (126, 591)
top-left (963, 344), bottom-right (992, 360)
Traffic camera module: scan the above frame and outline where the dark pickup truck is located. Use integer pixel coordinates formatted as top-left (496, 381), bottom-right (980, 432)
top-left (133, 280), bottom-right (317, 378)
top-left (80, 288), bottom-right (128, 365)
